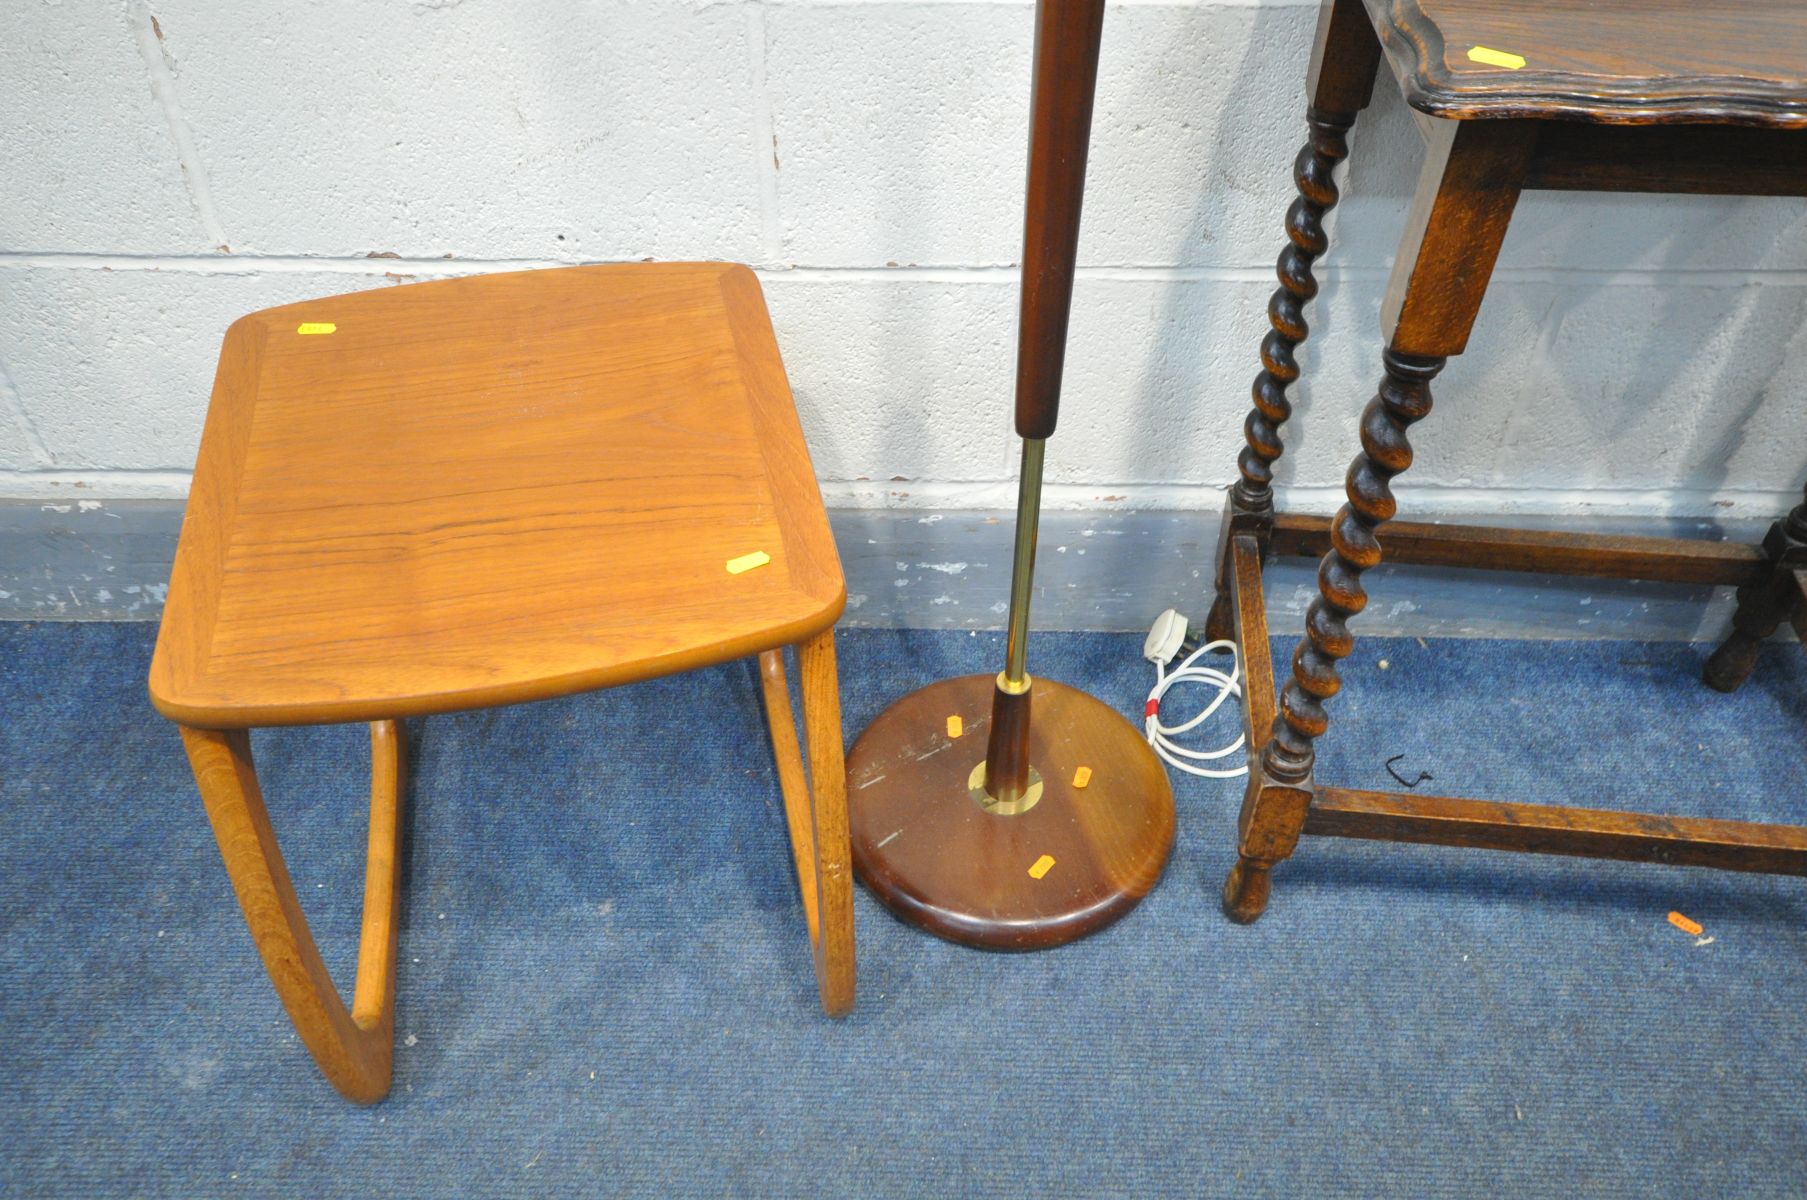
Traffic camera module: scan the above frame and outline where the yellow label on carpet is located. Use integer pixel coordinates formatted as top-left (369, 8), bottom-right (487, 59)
top-left (1028, 854), bottom-right (1055, 880)
top-left (1667, 911), bottom-right (1703, 936)
top-left (1467, 45), bottom-right (1526, 70)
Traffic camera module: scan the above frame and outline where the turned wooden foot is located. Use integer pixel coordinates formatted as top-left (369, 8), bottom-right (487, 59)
top-left (1704, 485), bottom-right (1807, 693)
top-left (1222, 857), bottom-right (1273, 924)
top-left (1704, 631), bottom-right (1764, 693)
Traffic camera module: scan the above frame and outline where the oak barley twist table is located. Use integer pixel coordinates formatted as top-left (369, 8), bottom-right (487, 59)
top-left (1205, 0), bottom-right (1807, 922)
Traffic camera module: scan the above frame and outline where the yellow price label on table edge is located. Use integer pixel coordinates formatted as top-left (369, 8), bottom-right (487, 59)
top-left (1467, 45), bottom-right (1526, 70)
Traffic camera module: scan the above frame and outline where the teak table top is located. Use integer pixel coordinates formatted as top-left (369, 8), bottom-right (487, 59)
top-left (150, 263), bottom-right (844, 729)
top-left (1366, 0), bottom-right (1807, 127)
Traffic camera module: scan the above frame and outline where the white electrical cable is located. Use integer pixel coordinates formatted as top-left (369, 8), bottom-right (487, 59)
top-left (1143, 637), bottom-right (1249, 779)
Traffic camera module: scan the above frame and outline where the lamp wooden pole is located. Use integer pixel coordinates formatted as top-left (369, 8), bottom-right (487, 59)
top-left (844, 0), bottom-right (1175, 950)
top-left (985, 0), bottom-right (1102, 803)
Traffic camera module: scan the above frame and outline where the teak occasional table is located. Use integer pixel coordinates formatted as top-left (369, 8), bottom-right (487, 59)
top-left (1206, 0), bottom-right (1807, 922)
top-left (148, 263), bottom-right (854, 1102)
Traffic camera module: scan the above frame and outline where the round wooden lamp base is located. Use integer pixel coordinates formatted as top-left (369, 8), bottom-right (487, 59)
top-left (846, 673), bottom-right (1175, 951)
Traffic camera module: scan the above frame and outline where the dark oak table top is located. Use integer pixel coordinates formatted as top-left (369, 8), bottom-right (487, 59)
top-left (1364, 0), bottom-right (1807, 127)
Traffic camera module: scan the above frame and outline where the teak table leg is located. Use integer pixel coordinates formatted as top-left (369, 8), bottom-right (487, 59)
top-left (1704, 482), bottom-right (1807, 692)
top-left (1225, 117), bottom-right (1536, 923)
top-left (181, 721), bottom-right (406, 1103)
top-left (1207, 0), bottom-right (1381, 643)
top-left (758, 628), bottom-right (855, 1017)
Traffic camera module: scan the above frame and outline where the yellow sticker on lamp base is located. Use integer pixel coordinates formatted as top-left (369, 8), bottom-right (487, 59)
top-left (725, 550), bottom-right (771, 575)
top-left (1667, 911), bottom-right (1704, 936)
top-left (946, 715), bottom-right (963, 738)
top-left (1072, 766), bottom-right (1092, 789)
top-left (1467, 45), bottom-right (1526, 70)
top-left (296, 322), bottom-right (337, 335)
top-left (1028, 854), bottom-right (1056, 880)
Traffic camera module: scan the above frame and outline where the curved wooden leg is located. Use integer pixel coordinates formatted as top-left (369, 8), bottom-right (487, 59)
top-left (758, 629), bottom-right (855, 1017)
top-left (181, 721), bottom-right (406, 1104)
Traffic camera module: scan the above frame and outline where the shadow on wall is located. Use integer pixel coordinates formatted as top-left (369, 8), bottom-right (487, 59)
top-left (1491, 159), bottom-right (1807, 550)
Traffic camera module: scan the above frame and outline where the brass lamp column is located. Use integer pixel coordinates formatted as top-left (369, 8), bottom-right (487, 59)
top-left (845, 0), bottom-right (1176, 950)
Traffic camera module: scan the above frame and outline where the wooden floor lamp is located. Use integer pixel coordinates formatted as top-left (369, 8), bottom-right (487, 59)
top-left (844, 0), bottom-right (1176, 950)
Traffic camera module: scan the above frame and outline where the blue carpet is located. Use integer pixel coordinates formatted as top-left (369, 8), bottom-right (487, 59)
top-left (2, 622), bottom-right (1805, 1197)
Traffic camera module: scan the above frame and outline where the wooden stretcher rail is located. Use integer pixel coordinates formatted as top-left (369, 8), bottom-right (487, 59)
top-left (1269, 513), bottom-right (1769, 586)
top-left (1304, 786), bottom-right (1807, 875)
top-left (1230, 534), bottom-right (1276, 751)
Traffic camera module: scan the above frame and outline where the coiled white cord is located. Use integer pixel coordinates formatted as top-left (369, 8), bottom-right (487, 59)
top-left (1142, 611), bottom-right (1248, 779)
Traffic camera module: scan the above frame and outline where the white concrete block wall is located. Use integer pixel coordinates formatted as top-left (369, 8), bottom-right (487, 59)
top-left (3, 0), bottom-right (1804, 522)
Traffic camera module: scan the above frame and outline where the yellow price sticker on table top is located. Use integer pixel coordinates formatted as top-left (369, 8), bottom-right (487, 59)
top-left (946, 715), bottom-right (963, 739)
top-left (1467, 45), bottom-right (1526, 70)
top-left (1028, 854), bottom-right (1056, 880)
top-left (725, 550), bottom-right (771, 575)
top-left (296, 322), bottom-right (337, 335)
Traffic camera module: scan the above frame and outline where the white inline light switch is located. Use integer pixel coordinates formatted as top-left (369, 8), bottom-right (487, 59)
top-left (1144, 608), bottom-right (1188, 665)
